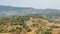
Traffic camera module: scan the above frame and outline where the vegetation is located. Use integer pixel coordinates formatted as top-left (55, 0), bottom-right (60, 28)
top-left (0, 16), bottom-right (59, 34)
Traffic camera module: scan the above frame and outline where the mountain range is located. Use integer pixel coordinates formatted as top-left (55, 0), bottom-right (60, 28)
top-left (0, 5), bottom-right (60, 16)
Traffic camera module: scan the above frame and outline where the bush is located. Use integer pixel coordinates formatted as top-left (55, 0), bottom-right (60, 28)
top-left (27, 29), bottom-right (32, 32)
top-left (15, 29), bottom-right (21, 33)
top-left (9, 29), bottom-right (15, 32)
top-left (51, 25), bottom-right (59, 28)
top-left (58, 32), bottom-right (60, 34)
top-left (43, 31), bottom-right (52, 34)
top-left (16, 27), bottom-right (22, 33)
top-left (0, 28), bottom-right (3, 32)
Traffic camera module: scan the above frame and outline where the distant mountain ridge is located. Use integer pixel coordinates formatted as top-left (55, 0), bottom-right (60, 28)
top-left (0, 5), bottom-right (60, 16)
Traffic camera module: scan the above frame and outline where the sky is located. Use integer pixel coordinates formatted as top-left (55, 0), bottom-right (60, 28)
top-left (0, 0), bottom-right (60, 9)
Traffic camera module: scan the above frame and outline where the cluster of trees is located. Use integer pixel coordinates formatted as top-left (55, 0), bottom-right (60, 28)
top-left (0, 16), bottom-right (30, 33)
top-left (0, 16), bottom-right (29, 25)
top-left (0, 16), bottom-right (59, 34)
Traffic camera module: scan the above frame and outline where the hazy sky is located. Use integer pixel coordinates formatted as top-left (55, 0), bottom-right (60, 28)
top-left (0, 0), bottom-right (60, 9)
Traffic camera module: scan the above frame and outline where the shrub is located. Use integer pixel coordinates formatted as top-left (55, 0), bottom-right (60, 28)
top-left (10, 29), bottom-right (15, 32)
top-left (43, 31), bottom-right (52, 34)
top-left (0, 28), bottom-right (3, 32)
top-left (27, 29), bottom-right (32, 32)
